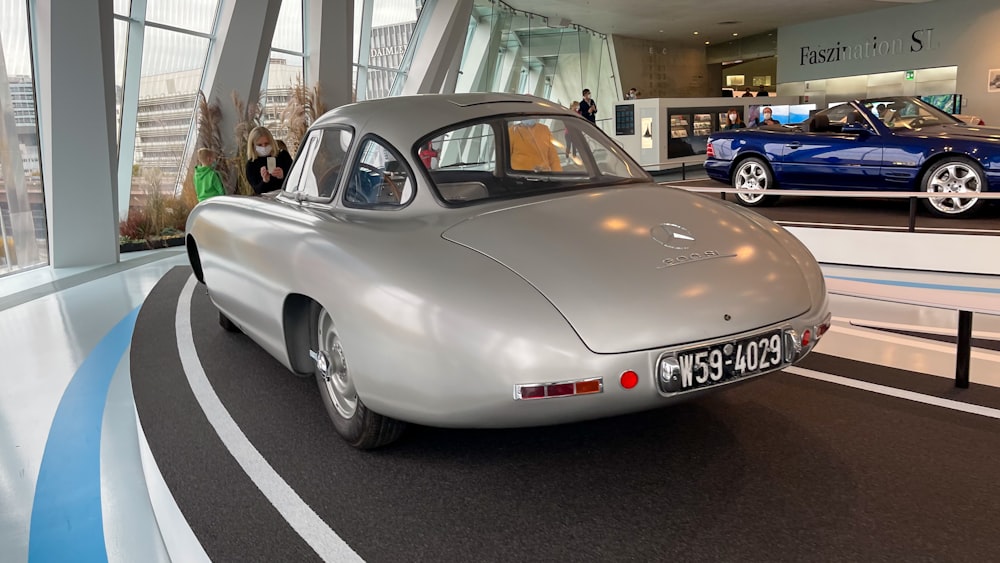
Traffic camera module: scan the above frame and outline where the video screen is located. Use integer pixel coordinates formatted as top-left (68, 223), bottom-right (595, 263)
top-left (920, 94), bottom-right (962, 114)
top-left (748, 104), bottom-right (816, 127)
top-left (748, 104), bottom-right (788, 126)
top-left (788, 104), bottom-right (817, 124)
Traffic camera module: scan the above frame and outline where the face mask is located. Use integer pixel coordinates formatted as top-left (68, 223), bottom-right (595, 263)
top-left (729, 114), bottom-right (737, 121)
top-left (255, 145), bottom-right (271, 157)
top-left (763, 113), bottom-right (772, 120)
top-left (521, 119), bottom-right (537, 127)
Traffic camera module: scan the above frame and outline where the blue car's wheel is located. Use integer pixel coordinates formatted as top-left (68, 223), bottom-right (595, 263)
top-left (922, 157), bottom-right (986, 218)
top-left (312, 305), bottom-right (406, 449)
top-left (732, 157), bottom-right (779, 207)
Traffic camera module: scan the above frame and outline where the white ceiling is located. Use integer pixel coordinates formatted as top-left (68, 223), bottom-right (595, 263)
top-left (513, 0), bottom-right (929, 45)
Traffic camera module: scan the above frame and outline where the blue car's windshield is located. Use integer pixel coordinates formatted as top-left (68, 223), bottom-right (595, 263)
top-left (861, 97), bottom-right (960, 130)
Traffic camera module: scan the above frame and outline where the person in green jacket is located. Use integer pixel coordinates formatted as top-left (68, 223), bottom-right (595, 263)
top-left (194, 148), bottom-right (226, 202)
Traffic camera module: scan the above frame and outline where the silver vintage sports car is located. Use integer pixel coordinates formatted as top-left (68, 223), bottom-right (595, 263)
top-left (186, 93), bottom-right (830, 448)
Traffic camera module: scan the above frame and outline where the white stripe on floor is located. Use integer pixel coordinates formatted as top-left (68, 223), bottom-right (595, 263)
top-left (786, 366), bottom-right (1000, 420)
top-left (175, 275), bottom-right (364, 563)
top-left (839, 317), bottom-right (1000, 341)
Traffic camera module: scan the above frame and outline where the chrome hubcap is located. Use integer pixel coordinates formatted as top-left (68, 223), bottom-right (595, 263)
top-left (927, 163), bottom-right (981, 214)
top-left (734, 161), bottom-right (768, 204)
top-left (317, 310), bottom-right (358, 419)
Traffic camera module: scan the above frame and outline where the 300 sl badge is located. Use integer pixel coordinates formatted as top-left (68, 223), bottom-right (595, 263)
top-left (657, 250), bottom-right (736, 269)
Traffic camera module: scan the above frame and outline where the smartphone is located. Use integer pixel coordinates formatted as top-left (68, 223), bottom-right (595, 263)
top-left (266, 156), bottom-right (277, 173)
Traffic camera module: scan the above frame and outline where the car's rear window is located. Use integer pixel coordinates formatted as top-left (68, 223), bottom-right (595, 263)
top-left (415, 115), bottom-right (649, 205)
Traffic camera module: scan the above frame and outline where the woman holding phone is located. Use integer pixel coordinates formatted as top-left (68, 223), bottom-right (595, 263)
top-left (245, 126), bottom-right (293, 195)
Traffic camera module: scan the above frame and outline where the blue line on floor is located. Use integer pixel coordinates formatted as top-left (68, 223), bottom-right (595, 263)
top-left (28, 307), bottom-right (140, 563)
top-left (826, 275), bottom-right (1000, 295)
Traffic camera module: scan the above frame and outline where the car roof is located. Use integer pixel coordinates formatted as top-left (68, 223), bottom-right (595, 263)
top-left (312, 93), bottom-right (578, 144)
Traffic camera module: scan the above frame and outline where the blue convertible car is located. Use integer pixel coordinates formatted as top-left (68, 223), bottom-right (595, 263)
top-left (704, 96), bottom-right (1000, 218)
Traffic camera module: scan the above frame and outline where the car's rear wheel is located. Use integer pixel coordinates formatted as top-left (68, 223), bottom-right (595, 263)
top-left (921, 157), bottom-right (987, 218)
top-left (312, 305), bottom-right (405, 449)
top-left (732, 157), bottom-right (780, 207)
top-left (219, 311), bottom-right (241, 333)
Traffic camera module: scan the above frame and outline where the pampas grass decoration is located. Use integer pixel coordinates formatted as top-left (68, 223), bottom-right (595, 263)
top-left (232, 90), bottom-right (264, 196)
top-left (280, 76), bottom-right (328, 158)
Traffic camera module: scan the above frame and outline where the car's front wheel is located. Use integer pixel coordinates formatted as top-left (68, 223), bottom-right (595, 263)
top-left (312, 305), bottom-right (406, 449)
top-left (921, 157), bottom-right (987, 218)
top-left (732, 157), bottom-right (780, 207)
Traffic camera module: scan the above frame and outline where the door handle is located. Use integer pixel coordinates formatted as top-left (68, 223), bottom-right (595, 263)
top-left (786, 142), bottom-right (801, 149)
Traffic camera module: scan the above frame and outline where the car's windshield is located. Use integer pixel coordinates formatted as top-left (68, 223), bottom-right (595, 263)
top-left (415, 114), bottom-right (650, 204)
top-left (860, 97), bottom-right (960, 130)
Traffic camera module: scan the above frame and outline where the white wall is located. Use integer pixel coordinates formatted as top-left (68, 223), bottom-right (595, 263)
top-left (611, 35), bottom-right (708, 99)
top-left (776, 0), bottom-right (1000, 124)
top-left (788, 227), bottom-right (1000, 276)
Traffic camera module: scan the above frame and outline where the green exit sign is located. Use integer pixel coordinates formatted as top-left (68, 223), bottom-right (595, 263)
top-left (905, 70), bottom-right (915, 80)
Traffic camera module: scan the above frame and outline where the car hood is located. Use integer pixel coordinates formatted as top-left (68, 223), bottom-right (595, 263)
top-left (896, 123), bottom-right (1000, 144)
top-left (442, 185), bottom-right (812, 353)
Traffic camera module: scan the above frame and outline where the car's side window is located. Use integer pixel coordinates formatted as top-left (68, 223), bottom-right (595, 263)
top-left (303, 127), bottom-right (354, 199)
top-left (344, 137), bottom-right (414, 208)
top-left (282, 132), bottom-right (318, 194)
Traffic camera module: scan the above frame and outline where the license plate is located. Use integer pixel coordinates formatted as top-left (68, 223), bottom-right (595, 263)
top-left (658, 329), bottom-right (787, 394)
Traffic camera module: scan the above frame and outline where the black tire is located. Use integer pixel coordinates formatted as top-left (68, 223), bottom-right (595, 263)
top-left (311, 304), bottom-right (405, 449)
top-left (731, 157), bottom-right (780, 207)
top-left (921, 157), bottom-right (987, 218)
top-left (219, 311), bottom-right (241, 333)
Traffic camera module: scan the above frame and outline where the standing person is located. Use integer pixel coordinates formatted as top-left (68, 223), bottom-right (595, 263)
top-left (579, 89), bottom-right (597, 124)
top-left (566, 101), bottom-right (582, 157)
top-left (741, 88), bottom-right (753, 97)
top-left (723, 108), bottom-right (746, 130)
top-left (245, 126), bottom-right (293, 195)
top-left (194, 148), bottom-right (226, 202)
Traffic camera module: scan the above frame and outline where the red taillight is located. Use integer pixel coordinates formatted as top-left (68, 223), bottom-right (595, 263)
top-left (978, 119), bottom-right (986, 126)
top-left (801, 329), bottom-right (812, 348)
top-left (519, 385), bottom-right (544, 399)
top-left (620, 370), bottom-right (639, 389)
top-left (706, 140), bottom-right (715, 158)
top-left (575, 379), bottom-right (602, 394)
top-left (546, 383), bottom-right (574, 397)
top-left (515, 378), bottom-right (604, 400)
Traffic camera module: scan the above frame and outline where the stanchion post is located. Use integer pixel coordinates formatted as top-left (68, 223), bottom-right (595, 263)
top-left (956, 310), bottom-right (973, 388)
top-left (908, 197), bottom-right (917, 232)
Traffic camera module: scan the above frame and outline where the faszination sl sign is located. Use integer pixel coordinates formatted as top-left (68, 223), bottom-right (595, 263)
top-left (799, 28), bottom-right (936, 66)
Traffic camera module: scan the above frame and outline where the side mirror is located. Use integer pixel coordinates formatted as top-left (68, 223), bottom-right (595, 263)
top-left (841, 122), bottom-right (871, 136)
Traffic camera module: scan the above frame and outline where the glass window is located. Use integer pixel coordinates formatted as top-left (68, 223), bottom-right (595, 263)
top-left (272, 0), bottom-right (303, 53)
top-left (286, 127), bottom-right (354, 199)
top-left (262, 52), bottom-right (304, 150)
top-left (114, 19), bottom-right (128, 143)
top-left (355, 0), bottom-right (422, 100)
top-left (131, 27), bottom-right (210, 197)
top-left (422, 115), bottom-right (648, 205)
top-left (1, 0), bottom-right (48, 274)
top-left (455, 1), bottom-right (616, 115)
top-left (146, 0), bottom-right (219, 35)
top-left (114, 0), bottom-right (131, 17)
top-left (345, 138), bottom-right (414, 207)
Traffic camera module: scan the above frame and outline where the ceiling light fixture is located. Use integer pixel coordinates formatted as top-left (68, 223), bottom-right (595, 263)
top-left (693, 31), bottom-right (699, 35)
top-left (705, 41), bottom-right (710, 45)
top-left (732, 32), bottom-right (739, 36)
